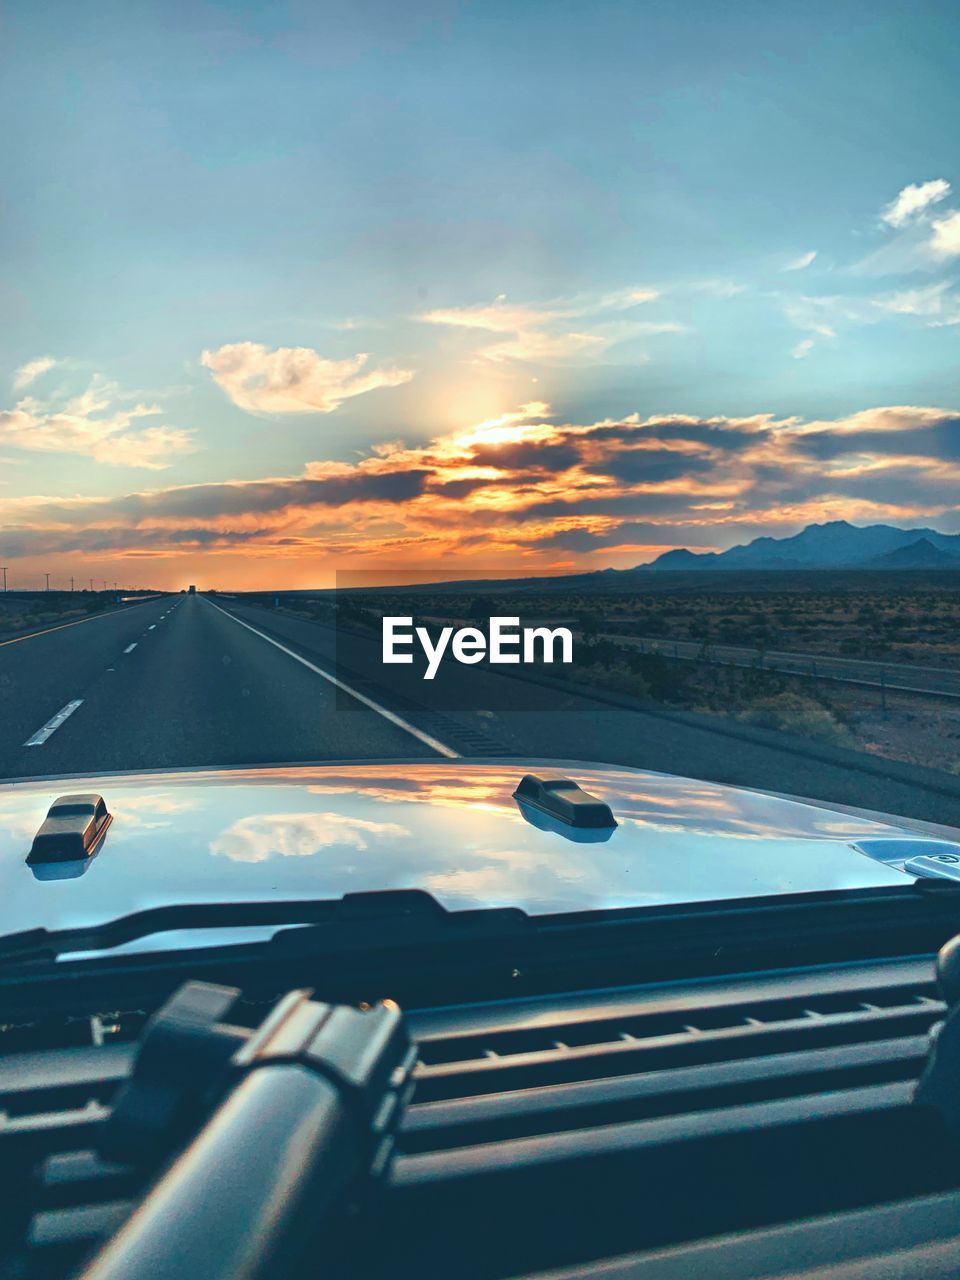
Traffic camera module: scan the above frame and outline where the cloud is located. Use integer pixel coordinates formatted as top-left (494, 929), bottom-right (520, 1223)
top-left (685, 279), bottom-right (748, 299)
top-left (6, 400), bottom-right (960, 575)
top-left (881, 179), bottom-right (951, 228)
top-left (871, 280), bottom-right (957, 318)
top-left (0, 375), bottom-right (195, 469)
top-left (782, 275), bottom-right (960, 347)
top-left (12, 356), bottom-right (57, 391)
top-left (782, 296), bottom-right (842, 337)
top-left (420, 285), bottom-right (681, 364)
top-left (791, 338), bottom-right (815, 359)
top-left (480, 329), bottom-right (610, 363)
top-left (201, 342), bottom-right (414, 414)
top-left (783, 251), bottom-right (817, 272)
top-left (210, 812), bottom-right (409, 864)
top-left (930, 210), bottom-right (960, 259)
top-left (782, 405), bottom-right (951, 438)
top-left (848, 179), bottom-right (960, 277)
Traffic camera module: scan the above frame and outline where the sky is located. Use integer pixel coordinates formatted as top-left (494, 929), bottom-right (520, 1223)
top-left (2, 0), bottom-right (960, 590)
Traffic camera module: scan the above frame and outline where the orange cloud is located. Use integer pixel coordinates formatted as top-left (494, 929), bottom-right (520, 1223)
top-left (3, 401), bottom-right (960, 589)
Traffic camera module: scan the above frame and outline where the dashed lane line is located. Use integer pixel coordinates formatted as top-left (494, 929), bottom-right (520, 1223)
top-left (124, 644), bottom-right (137, 654)
top-left (24, 700), bottom-right (84, 747)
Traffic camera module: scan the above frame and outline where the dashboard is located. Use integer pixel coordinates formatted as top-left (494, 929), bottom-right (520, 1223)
top-left (2, 940), bottom-right (959, 1279)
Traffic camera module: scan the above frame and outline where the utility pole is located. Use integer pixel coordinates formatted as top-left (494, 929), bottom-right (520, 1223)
top-left (44, 572), bottom-right (50, 592)
top-left (70, 575), bottom-right (75, 592)
top-left (0, 567), bottom-right (6, 592)
top-left (89, 578), bottom-right (94, 592)
top-left (113, 580), bottom-right (118, 592)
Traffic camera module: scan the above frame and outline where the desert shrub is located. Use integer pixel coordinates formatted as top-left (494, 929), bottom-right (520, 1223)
top-left (626, 650), bottom-right (686, 700)
top-left (839, 635), bottom-right (866, 655)
top-left (583, 665), bottom-right (651, 699)
top-left (576, 638), bottom-right (623, 668)
top-left (577, 611), bottom-right (600, 640)
top-left (736, 692), bottom-right (854, 748)
top-left (337, 598), bottom-right (378, 631)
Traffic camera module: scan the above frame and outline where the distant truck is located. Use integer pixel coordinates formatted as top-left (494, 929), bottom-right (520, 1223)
top-left (188, 585), bottom-right (196, 594)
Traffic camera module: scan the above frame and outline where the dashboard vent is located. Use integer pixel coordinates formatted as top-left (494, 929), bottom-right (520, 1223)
top-left (379, 959), bottom-right (957, 1280)
top-left (0, 1019), bottom-right (146, 1277)
top-left (409, 971), bottom-right (941, 1103)
top-left (0, 1010), bottom-right (146, 1056)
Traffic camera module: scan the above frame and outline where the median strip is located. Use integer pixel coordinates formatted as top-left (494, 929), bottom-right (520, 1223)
top-left (24, 700), bottom-right (84, 747)
top-left (203, 597), bottom-right (459, 759)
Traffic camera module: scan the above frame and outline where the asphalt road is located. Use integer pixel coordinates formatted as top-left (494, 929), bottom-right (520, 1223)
top-left (0, 594), bottom-right (433, 779)
top-left (2, 593), bottom-right (960, 828)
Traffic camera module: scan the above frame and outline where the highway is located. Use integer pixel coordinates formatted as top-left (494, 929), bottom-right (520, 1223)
top-left (0, 595), bottom-right (434, 779)
top-left (2, 593), bottom-right (960, 828)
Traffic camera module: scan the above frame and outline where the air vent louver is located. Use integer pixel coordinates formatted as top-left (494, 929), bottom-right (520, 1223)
top-left (379, 960), bottom-right (956, 1280)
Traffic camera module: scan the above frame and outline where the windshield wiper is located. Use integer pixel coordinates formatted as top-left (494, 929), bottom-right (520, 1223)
top-left (0, 889), bottom-right (531, 967)
top-left (1, 884), bottom-right (958, 988)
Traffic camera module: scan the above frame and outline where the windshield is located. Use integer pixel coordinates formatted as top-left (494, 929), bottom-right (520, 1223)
top-left (2, 2), bottom-right (960, 933)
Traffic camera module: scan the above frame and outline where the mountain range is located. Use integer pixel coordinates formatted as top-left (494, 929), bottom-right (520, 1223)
top-left (648, 521), bottom-right (960, 570)
top-left (317, 520), bottom-right (960, 600)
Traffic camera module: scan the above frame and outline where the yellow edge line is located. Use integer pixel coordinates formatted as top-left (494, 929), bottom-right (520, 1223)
top-left (0, 598), bottom-right (162, 648)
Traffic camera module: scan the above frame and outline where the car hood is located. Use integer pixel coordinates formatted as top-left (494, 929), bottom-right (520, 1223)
top-left (0, 761), bottom-right (944, 952)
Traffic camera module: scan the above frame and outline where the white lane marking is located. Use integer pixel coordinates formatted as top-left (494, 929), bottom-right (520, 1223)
top-left (124, 643), bottom-right (137, 653)
top-left (204, 597), bottom-right (459, 759)
top-left (24, 700), bottom-right (84, 747)
top-left (148, 625), bottom-right (156, 630)
top-left (0, 597), bottom-right (164, 650)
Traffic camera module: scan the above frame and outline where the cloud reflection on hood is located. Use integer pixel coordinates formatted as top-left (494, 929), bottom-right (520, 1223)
top-left (210, 812), bottom-right (410, 864)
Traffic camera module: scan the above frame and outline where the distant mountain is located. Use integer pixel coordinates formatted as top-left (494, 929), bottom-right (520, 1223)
top-left (647, 520), bottom-right (960, 570)
top-left (647, 548), bottom-right (719, 570)
top-left (864, 537), bottom-right (960, 569)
